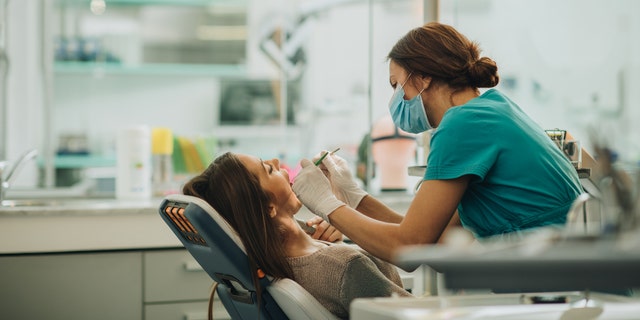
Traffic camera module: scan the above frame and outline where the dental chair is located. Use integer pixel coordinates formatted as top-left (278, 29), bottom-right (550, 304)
top-left (158, 194), bottom-right (339, 320)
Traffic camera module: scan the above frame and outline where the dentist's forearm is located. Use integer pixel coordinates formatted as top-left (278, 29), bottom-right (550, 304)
top-left (355, 195), bottom-right (404, 224)
top-left (329, 205), bottom-right (407, 263)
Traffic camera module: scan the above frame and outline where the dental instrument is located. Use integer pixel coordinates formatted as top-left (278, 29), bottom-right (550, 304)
top-left (296, 218), bottom-right (317, 234)
top-left (314, 148), bottom-right (340, 166)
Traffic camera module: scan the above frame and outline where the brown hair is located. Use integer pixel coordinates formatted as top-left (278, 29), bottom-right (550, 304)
top-left (388, 22), bottom-right (499, 90)
top-left (182, 152), bottom-right (294, 289)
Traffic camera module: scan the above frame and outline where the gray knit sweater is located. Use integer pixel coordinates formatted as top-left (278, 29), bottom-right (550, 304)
top-left (286, 241), bottom-right (413, 319)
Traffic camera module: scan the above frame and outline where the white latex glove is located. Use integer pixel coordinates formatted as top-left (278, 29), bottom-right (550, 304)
top-left (292, 158), bottom-right (345, 222)
top-left (321, 153), bottom-right (368, 209)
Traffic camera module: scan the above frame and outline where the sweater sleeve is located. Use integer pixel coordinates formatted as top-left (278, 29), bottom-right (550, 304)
top-left (339, 255), bottom-right (413, 310)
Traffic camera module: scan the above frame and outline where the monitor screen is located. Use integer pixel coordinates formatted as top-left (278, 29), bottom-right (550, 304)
top-left (218, 78), bottom-right (298, 126)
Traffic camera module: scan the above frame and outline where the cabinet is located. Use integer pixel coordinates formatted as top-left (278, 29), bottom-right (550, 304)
top-left (52, 0), bottom-right (248, 71)
top-left (144, 249), bottom-right (230, 320)
top-left (0, 251), bottom-right (143, 320)
top-left (0, 248), bottom-right (228, 320)
top-left (45, 0), bottom-right (305, 188)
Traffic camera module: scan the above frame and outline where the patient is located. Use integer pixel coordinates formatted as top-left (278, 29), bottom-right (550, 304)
top-left (182, 152), bottom-right (412, 319)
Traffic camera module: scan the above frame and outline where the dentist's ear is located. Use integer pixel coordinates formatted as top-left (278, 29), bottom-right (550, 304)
top-left (420, 76), bottom-right (432, 91)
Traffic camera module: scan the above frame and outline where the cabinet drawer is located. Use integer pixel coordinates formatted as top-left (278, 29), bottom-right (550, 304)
top-left (145, 301), bottom-right (230, 320)
top-left (144, 249), bottom-right (213, 303)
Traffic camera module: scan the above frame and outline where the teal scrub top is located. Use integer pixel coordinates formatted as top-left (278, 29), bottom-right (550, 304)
top-left (425, 89), bottom-right (583, 238)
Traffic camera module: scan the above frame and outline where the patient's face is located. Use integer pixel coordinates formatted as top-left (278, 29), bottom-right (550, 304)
top-left (237, 154), bottom-right (302, 215)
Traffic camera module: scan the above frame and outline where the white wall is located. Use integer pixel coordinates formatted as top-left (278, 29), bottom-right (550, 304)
top-left (301, 0), bottom-right (424, 163)
top-left (440, 0), bottom-right (640, 163)
top-left (5, 1), bottom-right (44, 186)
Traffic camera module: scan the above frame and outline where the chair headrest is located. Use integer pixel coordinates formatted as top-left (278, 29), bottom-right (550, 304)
top-left (164, 193), bottom-right (247, 254)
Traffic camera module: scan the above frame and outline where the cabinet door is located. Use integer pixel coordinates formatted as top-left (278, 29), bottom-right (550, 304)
top-left (143, 249), bottom-right (213, 303)
top-left (145, 301), bottom-right (231, 320)
top-left (0, 251), bottom-right (143, 320)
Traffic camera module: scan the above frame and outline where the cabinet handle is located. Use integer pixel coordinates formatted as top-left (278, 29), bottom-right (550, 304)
top-left (183, 311), bottom-right (207, 320)
top-left (183, 260), bottom-right (205, 272)
top-left (184, 312), bottom-right (231, 320)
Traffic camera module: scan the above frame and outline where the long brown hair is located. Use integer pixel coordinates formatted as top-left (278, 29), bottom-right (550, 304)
top-left (388, 22), bottom-right (499, 90)
top-left (182, 152), bottom-right (294, 287)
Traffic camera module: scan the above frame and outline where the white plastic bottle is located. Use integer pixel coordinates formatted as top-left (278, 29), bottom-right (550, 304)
top-left (116, 125), bottom-right (152, 200)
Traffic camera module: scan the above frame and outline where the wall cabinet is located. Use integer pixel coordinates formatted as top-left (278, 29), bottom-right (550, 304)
top-left (0, 248), bottom-right (229, 320)
top-left (45, 0), bottom-right (306, 187)
top-left (52, 0), bottom-right (248, 70)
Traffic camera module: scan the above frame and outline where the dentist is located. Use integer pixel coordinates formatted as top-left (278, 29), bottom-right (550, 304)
top-left (292, 22), bottom-right (583, 263)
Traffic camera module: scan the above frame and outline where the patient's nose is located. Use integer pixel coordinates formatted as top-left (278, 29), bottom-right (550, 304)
top-left (270, 158), bottom-right (280, 169)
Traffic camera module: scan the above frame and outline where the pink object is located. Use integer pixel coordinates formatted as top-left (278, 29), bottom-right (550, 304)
top-left (371, 115), bottom-right (416, 191)
top-left (282, 163), bottom-right (302, 184)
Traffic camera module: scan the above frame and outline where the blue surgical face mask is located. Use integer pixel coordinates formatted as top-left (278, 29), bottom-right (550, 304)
top-left (388, 74), bottom-right (431, 134)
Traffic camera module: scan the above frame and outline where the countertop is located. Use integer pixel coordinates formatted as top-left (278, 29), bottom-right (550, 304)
top-left (0, 198), bottom-right (182, 255)
top-left (0, 192), bottom-right (414, 255)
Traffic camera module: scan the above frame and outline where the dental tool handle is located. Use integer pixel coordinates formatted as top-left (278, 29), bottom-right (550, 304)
top-left (296, 218), bottom-right (317, 234)
top-left (314, 147), bottom-right (340, 166)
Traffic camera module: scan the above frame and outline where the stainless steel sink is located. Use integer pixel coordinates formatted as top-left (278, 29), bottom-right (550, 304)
top-left (0, 196), bottom-right (160, 214)
top-left (2, 199), bottom-right (83, 207)
top-left (1, 199), bottom-right (66, 207)
top-left (0, 181), bottom-right (100, 208)
top-left (1, 198), bottom-right (110, 208)
top-left (5, 184), bottom-right (92, 200)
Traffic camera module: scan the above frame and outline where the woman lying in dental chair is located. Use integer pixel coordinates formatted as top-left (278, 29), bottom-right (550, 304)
top-left (182, 152), bottom-right (413, 319)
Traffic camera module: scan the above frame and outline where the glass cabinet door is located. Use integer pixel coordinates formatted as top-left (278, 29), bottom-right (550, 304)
top-left (43, 0), bottom-right (427, 191)
top-left (52, 0), bottom-right (248, 73)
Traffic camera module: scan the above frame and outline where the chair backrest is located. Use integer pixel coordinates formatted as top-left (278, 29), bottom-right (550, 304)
top-left (159, 194), bottom-right (338, 320)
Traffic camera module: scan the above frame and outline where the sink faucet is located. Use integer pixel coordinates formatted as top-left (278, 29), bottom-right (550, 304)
top-left (0, 149), bottom-right (38, 203)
